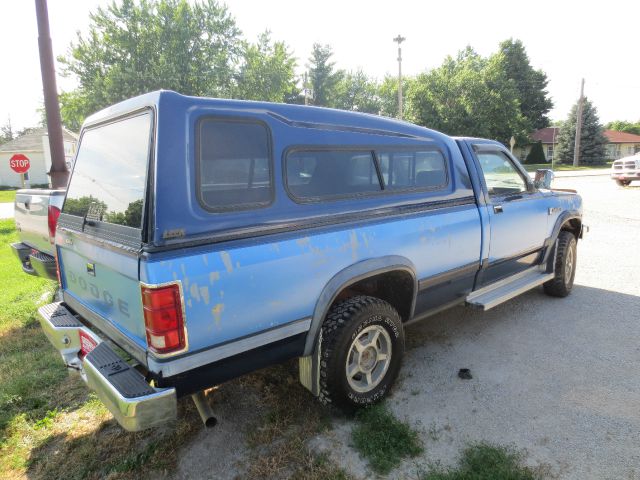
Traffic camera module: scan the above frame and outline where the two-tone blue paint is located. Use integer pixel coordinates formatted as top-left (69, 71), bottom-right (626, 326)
top-left (58, 91), bottom-right (583, 389)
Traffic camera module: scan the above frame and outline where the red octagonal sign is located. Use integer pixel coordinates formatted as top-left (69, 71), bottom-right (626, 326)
top-left (9, 153), bottom-right (30, 174)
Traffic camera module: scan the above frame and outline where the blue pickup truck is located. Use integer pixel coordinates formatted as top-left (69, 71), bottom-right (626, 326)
top-left (37, 91), bottom-right (584, 431)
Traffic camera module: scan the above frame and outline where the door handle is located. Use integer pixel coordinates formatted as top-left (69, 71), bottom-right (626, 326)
top-left (493, 205), bottom-right (503, 214)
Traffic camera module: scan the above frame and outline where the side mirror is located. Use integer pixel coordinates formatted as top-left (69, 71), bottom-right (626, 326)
top-left (534, 169), bottom-right (554, 190)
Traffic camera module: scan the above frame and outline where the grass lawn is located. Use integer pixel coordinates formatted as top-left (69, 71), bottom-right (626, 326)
top-left (522, 162), bottom-right (612, 172)
top-left (0, 218), bottom-right (201, 479)
top-left (0, 190), bottom-right (17, 203)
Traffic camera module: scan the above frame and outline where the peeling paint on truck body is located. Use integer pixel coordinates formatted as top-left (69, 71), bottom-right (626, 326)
top-left (51, 90), bottom-right (581, 402)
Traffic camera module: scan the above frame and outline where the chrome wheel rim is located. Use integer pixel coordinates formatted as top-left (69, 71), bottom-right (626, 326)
top-left (564, 245), bottom-right (574, 284)
top-left (345, 325), bottom-right (392, 393)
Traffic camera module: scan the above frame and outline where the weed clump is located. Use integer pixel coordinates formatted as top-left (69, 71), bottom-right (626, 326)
top-left (351, 403), bottom-right (423, 474)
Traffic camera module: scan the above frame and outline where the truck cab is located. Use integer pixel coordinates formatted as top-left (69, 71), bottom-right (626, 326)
top-left (36, 91), bottom-right (584, 431)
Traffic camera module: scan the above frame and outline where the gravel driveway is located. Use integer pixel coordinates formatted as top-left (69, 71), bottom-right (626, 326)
top-left (315, 176), bottom-right (640, 479)
top-left (175, 175), bottom-right (640, 479)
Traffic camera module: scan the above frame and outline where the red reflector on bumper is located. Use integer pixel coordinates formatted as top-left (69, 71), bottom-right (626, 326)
top-left (79, 330), bottom-right (98, 358)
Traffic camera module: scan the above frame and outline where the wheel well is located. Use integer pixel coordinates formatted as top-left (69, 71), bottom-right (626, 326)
top-left (331, 270), bottom-right (414, 322)
top-left (561, 218), bottom-right (582, 239)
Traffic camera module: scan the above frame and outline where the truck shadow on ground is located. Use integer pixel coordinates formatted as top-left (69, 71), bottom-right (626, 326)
top-left (20, 283), bottom-right (640, 480)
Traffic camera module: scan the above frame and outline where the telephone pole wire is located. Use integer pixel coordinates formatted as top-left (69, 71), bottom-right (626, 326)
top-left (393, 35), bottom-right (405, 120)
top-left (573, 78), bottom-right (585, 167)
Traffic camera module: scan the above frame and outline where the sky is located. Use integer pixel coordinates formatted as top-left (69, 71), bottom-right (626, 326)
top-left (1, 0), bottom-right (639, 132)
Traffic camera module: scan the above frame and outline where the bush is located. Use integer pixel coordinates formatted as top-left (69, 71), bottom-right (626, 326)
top-left (525, 141), bottom-right (546, 164)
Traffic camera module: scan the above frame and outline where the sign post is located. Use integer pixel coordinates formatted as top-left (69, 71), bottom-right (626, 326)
top-left (9, 153), bottom-right (31, 187)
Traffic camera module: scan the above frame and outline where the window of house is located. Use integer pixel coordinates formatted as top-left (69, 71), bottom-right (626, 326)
top-left (546, 146), bottom-right (554, 160)
top-left (198, 119), bottom-right (272, 211)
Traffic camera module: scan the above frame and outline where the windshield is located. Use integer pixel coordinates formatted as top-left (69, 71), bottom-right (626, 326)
top-left (62, 112), bottom-right (152, 229)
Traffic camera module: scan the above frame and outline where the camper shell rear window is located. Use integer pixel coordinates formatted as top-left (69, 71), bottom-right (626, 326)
top-left (61, 111), bottom-right (153, 243)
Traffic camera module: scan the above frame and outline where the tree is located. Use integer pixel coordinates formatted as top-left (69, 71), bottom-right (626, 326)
top-left (306, 43), bottom-right (343, 107)
top-left (333, 70), bottom-right (381, 114)
top-left (495, 39), bottom-right (553, 130)
top-left (555, 98), bottom-right (608, 164)
top-left (235, 31), bottom-right (298, 103)
top-left (406, 47), bottom-right (528, 145)
top-left (0, 118), bottom-right (13, 145)
top-left (377, 75), bottom-right (414, 119)
top-left (605, 120), bottom-right (640, 136)
top-left (59, 0), bottom-right (242, 130)
top-left (525, 141), bottom-right (546, 164)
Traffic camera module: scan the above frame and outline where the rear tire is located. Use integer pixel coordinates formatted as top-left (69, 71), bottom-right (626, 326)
top-left (615, 180), bottom-right (631, 187)
top-left (543, 230), bottom-right (577, 297)
top-left (318, 296), bottom-right (404, 412)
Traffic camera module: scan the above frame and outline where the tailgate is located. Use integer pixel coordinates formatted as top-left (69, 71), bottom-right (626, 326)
top-left (58, 234), bottom-right (147, 351)
top-left (14, 189), bottom-right (65, 254)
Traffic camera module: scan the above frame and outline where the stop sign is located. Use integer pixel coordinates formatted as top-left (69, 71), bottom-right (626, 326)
top-left (9, 153), bottom-right (30, 174)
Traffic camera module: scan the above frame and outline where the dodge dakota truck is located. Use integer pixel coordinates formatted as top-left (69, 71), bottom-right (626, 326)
top-left (37, 91), bottom-right (584, 431)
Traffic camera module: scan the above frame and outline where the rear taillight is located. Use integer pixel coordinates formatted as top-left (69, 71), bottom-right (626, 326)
top-left (48, 205), bottom-right (61, 244)
top-left (141, 284), bottom-right (186, 355)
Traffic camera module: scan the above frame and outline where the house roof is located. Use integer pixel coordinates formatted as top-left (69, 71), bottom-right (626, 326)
top-left (531, 127), bottom-right (640, 145)
top-left (0, 127), bottom-right (78, 153)
top-left (604, 130), bottom-right (640, 144)
top-left (531, 127), bottom-right (560, 144)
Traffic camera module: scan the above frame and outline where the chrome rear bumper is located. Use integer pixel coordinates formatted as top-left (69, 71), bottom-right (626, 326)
top-left (37, 302), bottom-right (177, 431)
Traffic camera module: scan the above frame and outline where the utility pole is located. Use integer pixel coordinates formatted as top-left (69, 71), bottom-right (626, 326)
top-left (573, 78), bottom-right (585, 167)
top-left (393, 35), bottom-right (405, 120)
top-left (35, 0), bottom-right (69, 189)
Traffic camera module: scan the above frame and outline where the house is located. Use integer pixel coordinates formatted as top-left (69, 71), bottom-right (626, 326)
top-left (603, 130), bottom-right (640, 160)
top-left (519, 127), bottom-right (640, 163)
top-left (0, 127), bottom-right (77, 187)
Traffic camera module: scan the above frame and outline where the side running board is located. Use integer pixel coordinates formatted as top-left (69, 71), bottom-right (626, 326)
top-left (466, 266), bottom-right (554, 311)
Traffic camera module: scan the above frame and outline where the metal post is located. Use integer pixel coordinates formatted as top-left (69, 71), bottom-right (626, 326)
top-left (35, 0), bottom-right (69, 189)
top-left (551, 126), bottom-right (557, 170)
top-left (393, 35), bottom-right (405, 120)
top-left (573, 78), bottom-right (585, 167)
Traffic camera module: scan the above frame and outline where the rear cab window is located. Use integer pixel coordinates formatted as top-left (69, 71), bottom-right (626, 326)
top-left (286, 150), bottom-right (381, 200)
top-left (61, 111), bottom-right (153, 245)
top-left (285, 147), bottom-right (448, 202)
top-left (378, 150), bottom-right (447, 190)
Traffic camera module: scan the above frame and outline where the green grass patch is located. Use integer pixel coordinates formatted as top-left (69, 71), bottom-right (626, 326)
top-left (0, 218), bottom-right (203, 479)
top-left (422, 443), bottom-right (541, 480)
top-left (0, 189), bottom-right (17, 203)
top-left (352, 403), bottom-right (423, 474)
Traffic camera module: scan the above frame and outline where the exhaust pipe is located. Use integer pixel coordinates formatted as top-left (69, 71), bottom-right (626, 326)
top-left (191, 391), bottom-right (217, 428)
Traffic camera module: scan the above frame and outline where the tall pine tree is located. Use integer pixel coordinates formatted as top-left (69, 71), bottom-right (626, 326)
top-left (306, 44), bottom-right (343, 107)
top-left (556, 98), bottom-right (608, 165)
top-left (496, 39), bottom-right (553, 131)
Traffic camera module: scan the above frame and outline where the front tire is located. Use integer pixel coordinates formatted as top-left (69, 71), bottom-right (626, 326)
top-left (616, 180), bottom-right (631, 187)
top-left (318, 296), bottom-right (404, 412)
top-left (543, 230), bottom-right (577, 297)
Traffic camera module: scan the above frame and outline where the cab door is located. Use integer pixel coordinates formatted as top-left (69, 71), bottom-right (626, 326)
top-left (471, 145), bottom-right (548, 285)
